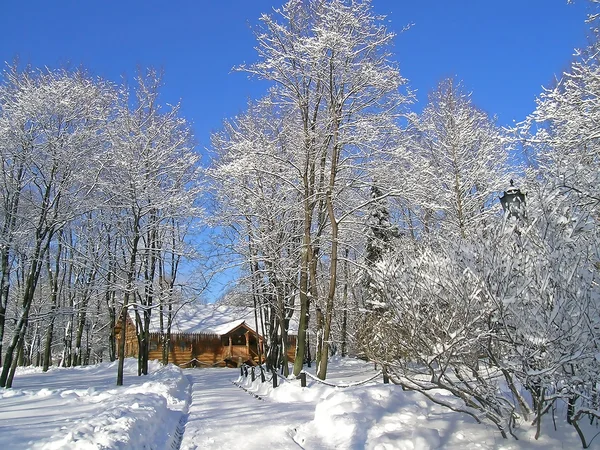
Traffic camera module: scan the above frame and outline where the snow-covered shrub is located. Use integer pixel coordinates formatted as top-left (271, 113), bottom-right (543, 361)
top-left (366, 179), bottom-right (600, 444)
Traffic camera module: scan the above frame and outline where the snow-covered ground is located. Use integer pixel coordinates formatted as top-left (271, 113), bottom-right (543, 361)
top-left (0, 357), bottom-right (594, 449)
top-left (0, 360), bottom-right (188, 449)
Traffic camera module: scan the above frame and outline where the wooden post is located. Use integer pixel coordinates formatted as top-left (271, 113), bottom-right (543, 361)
top-left (383, 366), bottom-right (389, 384)
top-left (240, 366), bottom-right (244, 377)
top-left (272, 370), bottom-right (278, 388)
top-left (300, 372), bottom-right (307, 387)
top-left (245, 330), bottom-right (250, 361)
top-left (228, 336), bottom-right (232, 358)
top-left (259, 337), bottom-right (264, 364)
top-left (251, 366), bottom-right (255, 382)
top-left (260, 366), bottom-right (266, 383)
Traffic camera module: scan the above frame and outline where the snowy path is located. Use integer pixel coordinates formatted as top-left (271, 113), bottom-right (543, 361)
top-left (179, 368), bottom-right (310, 450)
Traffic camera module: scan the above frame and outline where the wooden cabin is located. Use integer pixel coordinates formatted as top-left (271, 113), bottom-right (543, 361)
top-left (116, 304), bottom-right (296, 368)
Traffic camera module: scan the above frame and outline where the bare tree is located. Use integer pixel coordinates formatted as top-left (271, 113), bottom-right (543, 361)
top-left (235, 0), bottom-right (410, 379)
top-left (106, 70), bottom-right (201, 385)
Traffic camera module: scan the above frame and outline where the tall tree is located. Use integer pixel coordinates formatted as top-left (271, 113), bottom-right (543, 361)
top-left (238, 0), bottom-right (409, 379)
top-left (107, 70), bottom-right (201, 386)
top-left (210, 97), bottom-right (303, 375)
top-left (409, 78), bottom-right (507, 238)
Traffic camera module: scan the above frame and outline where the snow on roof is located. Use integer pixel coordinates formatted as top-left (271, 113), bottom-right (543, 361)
top-left (129, 302), bottom-right (299, 336)
top-left (210, 319), bottom-right (246, 335)
top-left (143, 304), bottom-right (260, 336)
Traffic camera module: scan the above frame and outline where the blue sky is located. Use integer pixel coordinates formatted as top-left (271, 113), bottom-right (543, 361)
top-left (0, 1), bottom-right (591, 157)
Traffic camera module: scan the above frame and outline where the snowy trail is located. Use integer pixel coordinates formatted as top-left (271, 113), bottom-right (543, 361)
top-left (179, 368), bottom-right (310, 450)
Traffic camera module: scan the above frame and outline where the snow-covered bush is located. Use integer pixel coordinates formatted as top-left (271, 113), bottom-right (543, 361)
top-left (365, 178), bottom-right (600, 444)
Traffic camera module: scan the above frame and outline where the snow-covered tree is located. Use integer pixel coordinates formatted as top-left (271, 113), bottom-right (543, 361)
top-left (236, 0), bottom-right (410, 379)
top-left (519, 37), bottom-right (600, 444)
top-left (210, 96), bottom-right (303, 375)
top-left (0, 66), bottom-right (117, 388)
top-left (0, 65), bottom-right (204, 388)
top-left (407, 78), bottom-right (508, 238)
top-left (107, 69), bottom-right (202, 385)
top-left (365, 165), bottom-right (600, 444)
top-left (364, 185), bottom-right (398, 268)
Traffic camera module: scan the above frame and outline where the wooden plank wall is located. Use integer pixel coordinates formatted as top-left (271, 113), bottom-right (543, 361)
top-left (115, 315), bottom-right (138, 358)
top-left (117, 322), bottom-right (300, 368)
top-left (287, 335), bottom-right (297, 362)
top-left (148, 334), bottom-right (254, 367)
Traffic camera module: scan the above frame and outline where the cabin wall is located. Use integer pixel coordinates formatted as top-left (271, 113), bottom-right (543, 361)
top-left (147, 334), bottom-right (261, 368)
top-left (146, 334), bottom-right (223, 367)
top-left (287, 336), bottom-right (297, 362)
top-left (149, 335), bottom-right (191, 367)
top-left (115, 315), bottom-right (138, 358)
top-left (117, 320), bottom-right (297, 369)
top-left (192, 336), bottom-right (224, 366)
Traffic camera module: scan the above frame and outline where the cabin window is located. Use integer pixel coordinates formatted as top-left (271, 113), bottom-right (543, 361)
top-left (149, 341), bottom-right (158, 351)
top-left (222, 328), bottom-right (249, 346)
top-left (179, 341), bottom-right (187, 351)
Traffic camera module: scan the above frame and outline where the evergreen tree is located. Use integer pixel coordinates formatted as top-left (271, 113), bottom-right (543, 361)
top-left (365, 185), bottom-right (397, 267)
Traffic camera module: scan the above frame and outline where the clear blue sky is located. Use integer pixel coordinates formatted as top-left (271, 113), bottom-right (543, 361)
top-left (0, 1), bottom-right (590, 157)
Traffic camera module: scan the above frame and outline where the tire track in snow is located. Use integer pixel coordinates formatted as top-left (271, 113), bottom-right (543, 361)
top-left (168, 374), bottom-right (193, 450)
top-left (179, 369), bottom-right (312, 450)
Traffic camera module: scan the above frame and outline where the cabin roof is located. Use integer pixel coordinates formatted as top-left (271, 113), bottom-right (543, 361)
top-left (130, 302), bottom-right (299, 336)
top-left (210, 319), bottom-right (247, 335)
top-left (140, 304), bottom-right (258, 336)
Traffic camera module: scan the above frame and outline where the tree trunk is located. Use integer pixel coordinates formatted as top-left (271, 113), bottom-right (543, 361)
top-left (0, 163), bottom-right (24, 368)
top-left (116, 302), bottom-right (129, 386)
top-left (73, 301), bottom-right (88, 367)
top-left (43, 234), bottom-right (62, 371)
top-left (0, 247), bottom-right (11, 369)
top-left (340, 248), bottom-right (349, 357)
top-left (277, 291), bottom-right (289, 376)
top-left (293, 242), bottom-right (310, 376)
top-left (315, 128), bottom-right (341, 380)
top-left (62, 235), bottom-right (75, 368)
top-left (6, 334), bottom-right (25, 388)
top-left (1, 226), bottom-right (50, 387)
top-left (105, 232), bottom-right (118, 362)
top-left (107, 289), bottom-right (117, 362)
top-left (117, 222), bottom-right (141, 386)
top-left (74, 267), bottom-right (96, 367)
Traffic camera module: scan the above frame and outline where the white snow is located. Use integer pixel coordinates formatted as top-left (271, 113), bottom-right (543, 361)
top-left (143, 304), bottom-right (260, 335)
top-left (142, 303), bottom-right (299, 336)
top-left (0, 360), bottom-right (188, 449)
top-left (208, 319), bottom-right (247, 335)
top-left (0, 356), bottom-right (593, 449)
